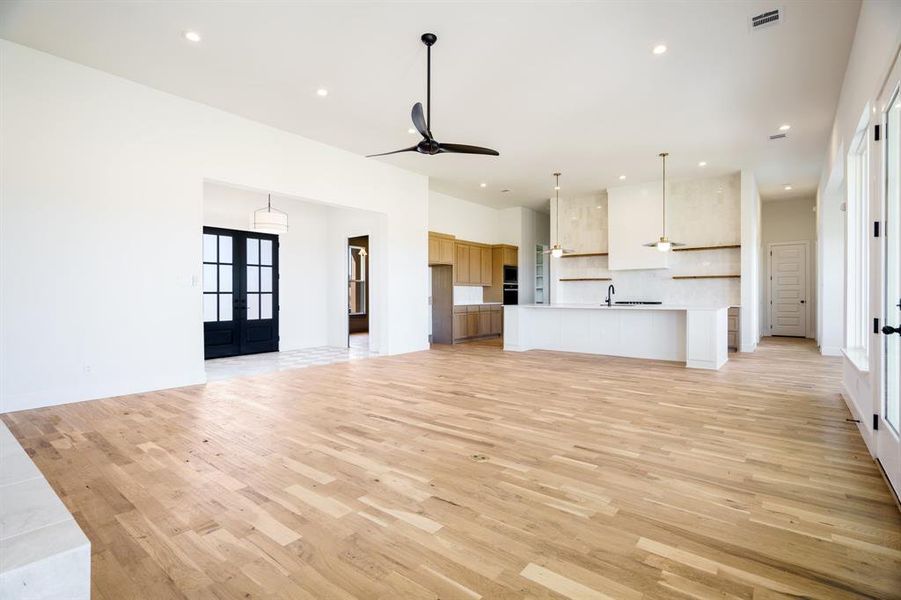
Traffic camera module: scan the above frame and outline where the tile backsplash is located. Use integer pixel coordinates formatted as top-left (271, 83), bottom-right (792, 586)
top-left (454, 286), bottom-right (484, 305)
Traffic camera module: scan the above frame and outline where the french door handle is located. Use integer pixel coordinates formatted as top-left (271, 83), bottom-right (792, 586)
top-left (800, 300), bottom-right (805, 304)
top-left (882, 325), bottom-right (901, 335)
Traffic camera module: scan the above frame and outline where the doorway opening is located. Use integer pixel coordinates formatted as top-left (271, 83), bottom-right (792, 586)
top-left (203, 226), bottom-right (279, 358)
top-left (348, 235), bottom-right (369, 350)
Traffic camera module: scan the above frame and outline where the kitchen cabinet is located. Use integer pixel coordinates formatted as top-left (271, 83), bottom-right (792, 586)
top-left (455, 244), bottom-right (470, 284)
top-left (452, 304), bottom-right (504, 342)
top-left (452, 311), bottom-right (467, 340)
top-left (466, 311), bottom-right (479, 337)
top-left (468, 247), bottom-right (481, 284)
top-left (480, 247), bottom-right (492, 285)
top-left (454, 241), bottom-right (493, 286)
top-left (485, 244), bottom-right (519, 303)
top-left (490, 307), bottom-right (503, 335)
top-left (502, 246), bottom-right (518, 267)
top-left (478, 309), bottom-right (491, 335)
top-left (428, 232), bottom-right (455, 266)
top-left (727, 307), bottom-right (739, 351)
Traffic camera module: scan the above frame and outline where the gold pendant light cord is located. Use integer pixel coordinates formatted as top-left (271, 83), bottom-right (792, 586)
top-left (659, 153), bottom-right (668, 240)
top-left (553, 172), bottom-right (561, 248)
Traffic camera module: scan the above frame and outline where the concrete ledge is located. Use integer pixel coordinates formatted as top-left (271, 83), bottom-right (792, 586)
top-left (0, 422), bottom-right (90, 600)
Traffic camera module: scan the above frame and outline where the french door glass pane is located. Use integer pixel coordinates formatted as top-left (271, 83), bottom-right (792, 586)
top-left (261, 293), bottom-right (273, 319)
top-left (247, 294), bottom-right (260, 320)
top-left (886, 90), bottom-right (901, 433)
top-left (203, 234), bottom-right (218, 262)
top-left (218, 236), bottom-right (233, 264)
top-left (203, 294), bottom-right (217, 322)
top-left (261, 240), bottom-right (273, 265)
top-left (247, 239), bottom-right (259, 265)
top-left (203, 264), bottom-right (218, 292)
top-left (247, 266), bottom-right (259, 292)
top-left (219, 294), bottom-right (233, 322)
top-left (218, 265), bottom-right (233, 292)
top-left (261, 267), bottom-right (273, 292)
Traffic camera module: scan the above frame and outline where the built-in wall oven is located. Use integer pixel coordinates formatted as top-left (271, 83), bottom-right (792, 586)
top-left (503, 266), bottom-right (518, 305)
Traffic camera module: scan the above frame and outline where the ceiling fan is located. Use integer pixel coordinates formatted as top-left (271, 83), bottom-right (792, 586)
top-left (545, 172), bottom-right (574, 258)
top-left (367, 33), bottom-right (500, 158)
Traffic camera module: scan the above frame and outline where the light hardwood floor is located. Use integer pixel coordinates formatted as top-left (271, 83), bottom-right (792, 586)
top-left (4, 338), bottom-right (900, 599)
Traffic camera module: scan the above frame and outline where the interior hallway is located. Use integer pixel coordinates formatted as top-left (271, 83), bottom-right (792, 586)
top-left (3, 339), bottom-right (899, 599)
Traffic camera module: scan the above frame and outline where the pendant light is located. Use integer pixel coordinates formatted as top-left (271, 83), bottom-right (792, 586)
top-left (253, 193), bottom-right (288, 234)
top-left (643, 152), bottom-right (684, 252)
top-left (545, 172), bottom-right (573, 258)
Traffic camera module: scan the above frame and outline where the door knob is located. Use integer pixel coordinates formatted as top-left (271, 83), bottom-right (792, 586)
top-left (882, 325), bottom-right (901, 335)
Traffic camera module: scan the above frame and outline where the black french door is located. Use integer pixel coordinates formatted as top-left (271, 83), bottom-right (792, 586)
top-left (202, 227), bottom-right (279, 359)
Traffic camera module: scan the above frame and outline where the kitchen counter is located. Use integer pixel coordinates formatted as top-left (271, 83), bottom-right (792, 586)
top-left (516, 303), bottom-right (726, 311)
top-left (504, 303), bottom-right (729, 369)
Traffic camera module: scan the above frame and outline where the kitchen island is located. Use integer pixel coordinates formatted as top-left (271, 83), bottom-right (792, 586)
top-left (504, 303), bottom-right (729, 369)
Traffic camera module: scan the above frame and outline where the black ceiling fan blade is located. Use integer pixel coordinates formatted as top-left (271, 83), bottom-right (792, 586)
top-left (366, 145), bottom-right (418, 158)
top-left (411, 102), bottom-right (431, 139)
top-left (437, 143), bottom-right (499, 156)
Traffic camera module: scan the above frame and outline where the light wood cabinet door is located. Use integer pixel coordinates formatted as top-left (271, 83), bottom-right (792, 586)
top-left (428, 235), bottom-right (440, 265)
top-left (481, 247), bottom-right (492, 286)
top-left (453, 312), bottom-right (467, 340)
top-left (491, 308), bottom-right (503, 335)
top-left (479, 312), bottom-right (491, 336)
top-left (455, 244), bottom-right (470, 284)
top-left (468, 246), bottom-right (481, 285)
top-left (429, 233), bottom-right (455, 266)
top-left (503, 247), bottom-right (518, 266)
top-left (439, 238), bottom-right (455, 265)
top-left (466, 312), bottom-right (479, 337)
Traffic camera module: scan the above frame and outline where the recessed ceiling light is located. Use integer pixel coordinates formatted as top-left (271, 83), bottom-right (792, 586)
top-left (784, 185), bottom-right (793, 191)
top-left (779, 124), bottom-right (791, 131)
top-left (184, 31), bottom-right (202, 43)
top-left (698, 161), bottom-right (707, 167)
top-left (316, 88), bottom-right (328, 97)
top-left (407, 128), bottom-right (416, 134)
top-left (480, 182), bottom-right (487, 188)
top-left (619, 175), bottom-right (627, 180)
top-left (653, 44), bottom-right (667, 55)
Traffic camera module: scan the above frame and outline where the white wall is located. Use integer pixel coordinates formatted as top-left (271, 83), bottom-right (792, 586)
top-left (760, 196), bottom-right (818, 338)
top-left (325, 207), bottom-right (387, 351)
top-left (428, 190), bottom-right (500, 243)
top-left (817, 0), bottom-right (901, 453)
top-left (0, 40), bottom-right (429, 414)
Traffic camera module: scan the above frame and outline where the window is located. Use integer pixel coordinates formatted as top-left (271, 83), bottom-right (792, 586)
top-left (348, 246), bottom-right (367, 315)
top-left (846, 129), bottom-right (870, 358)
top-left (202, 233), bottom-right (234, 322)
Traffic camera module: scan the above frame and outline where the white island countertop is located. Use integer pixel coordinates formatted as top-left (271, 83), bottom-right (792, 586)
top-left (504, 303), bottom-right (730, 369)
top-left (516, 303), bottom-right (730, 312)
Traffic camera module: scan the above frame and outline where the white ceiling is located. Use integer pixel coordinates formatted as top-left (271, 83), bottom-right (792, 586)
top-left (0, 1), bottom-right (859, 210)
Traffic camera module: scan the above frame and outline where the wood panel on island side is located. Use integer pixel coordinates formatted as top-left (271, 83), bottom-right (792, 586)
top-left (3, 338), bottom-right (900, 599)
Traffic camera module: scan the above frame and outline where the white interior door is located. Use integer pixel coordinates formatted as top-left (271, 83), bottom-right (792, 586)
top-left (769, 242), bottom-right (808, 337)
top-left (877, 59), bottom-right (901, 496)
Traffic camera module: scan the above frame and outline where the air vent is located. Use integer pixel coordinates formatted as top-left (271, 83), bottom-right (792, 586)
top-left (769, 133), bottom-right (787, 140)
top-left (751, 8), bottom-right (781, 30)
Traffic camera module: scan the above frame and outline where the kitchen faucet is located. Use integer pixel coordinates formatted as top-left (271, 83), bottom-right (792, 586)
top-left (604, 284), bottom-right (615, 307)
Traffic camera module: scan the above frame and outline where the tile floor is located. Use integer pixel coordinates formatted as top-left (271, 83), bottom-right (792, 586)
top-left (205, 343), bottom-right (375, 382)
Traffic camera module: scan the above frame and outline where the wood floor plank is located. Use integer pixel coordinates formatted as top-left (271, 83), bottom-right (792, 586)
top-left (3, 337), bottom-right (900, 599)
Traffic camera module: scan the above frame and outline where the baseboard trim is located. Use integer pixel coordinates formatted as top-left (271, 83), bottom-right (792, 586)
top-left (840, 382), bottom-right (875, 457)
top-left (821, 345), bottom-right (842, 357)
